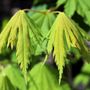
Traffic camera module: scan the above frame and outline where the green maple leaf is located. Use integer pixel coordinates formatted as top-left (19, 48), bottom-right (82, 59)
top-left (0, 64), bottom-right (26, 90)
top-left (28, 62), bottom-right (61, 90)
top-left (0, 10), bottom-right (43, 81)
top-left (77, 0), bottom-right (90, 25)
top-left (57, 0), bottom-right (90, 25)
top-left (56, 0), bottom-right (76, 17)
top-left (64, 0), bottom-right (76, 17)
top-left (47, 12), bottom-right (90, 84)
top-left (0, 75), bottom-right (16, 90)
top-left (32, 12), bottom-right (56, 36)
top-left (28, 62), bottom-right (71, 90)
top-left (56, 0), bottom-right (66, 7)
top-left (28, 10), bottom-right (56, 55)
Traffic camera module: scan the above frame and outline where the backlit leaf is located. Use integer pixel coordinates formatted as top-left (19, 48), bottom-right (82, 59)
top-left (47, 12), bottom-right (90, 84)
top-left (0, 64), bottom-right (26, 90)
top-left (4, 65), bottom-right (26, 90)
top-left (28, 62), bottom-right (61, 90)
top-left (0, 10), bottom-right (43, 81)
top-left (28, 10), bottom-right (56, 55)
top-left (0, 75), bottom-right (16, 90)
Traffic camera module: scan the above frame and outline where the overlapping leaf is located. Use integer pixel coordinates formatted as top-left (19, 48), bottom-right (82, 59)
top-left (28, 62), bottom-right (71, 90)
top-left (56, 0), bottom-right (66, 7)
top-left (64, 0), bottom-right (76, 17)
top-left (77, 0), bottom-right (90, 25)
top-left (30, 12), bottom-right (56, 36)
top-left (0, 75), bottom-right (16, 90)
top-left (28, 9), bottom-right (56, 55)
top-left (47, 12), bottom-right (90, 84)
top-left (56, 0), bottom-right (76, 17)
top-left (0, 10), bottom-right (43, 80)
top-left (56, 0), bottom-right (90, 25)
top-left (28, 62), bottom-right (61, 90)
top-left (0, 64), bottom-right (26, 90)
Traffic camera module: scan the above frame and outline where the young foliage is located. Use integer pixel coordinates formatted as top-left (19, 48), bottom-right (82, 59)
top-left (28, 7), bottom-right (56, 55)
top-left (28, 4), bottom-right (47, 13)
top-left (56, 0), bottom-right (90, 25)
top-left (29, 12), bottom-right (56, 36)
top-left (56, 0), bottom-right (66, 7)
top-left (64, 0), bottom-right (76, 17)
top-left (32, 12), bottom-right (56, 54)
top-left (56, 0), bottom-right (76, 17)
top-left (0, 64), bottom-right (26, 90)
top-left (4, 65), bottom-right (26, 90)
top-left (28, 62), bottom-right (61, 90)
top-left (47, 12), bottom-right (90, 84)
top-left (0, 75), bottom-right (16, 90)
top-left (0, 10), bottom-right (43, 80)
top-left (77, 0), bottom-right (90, 25)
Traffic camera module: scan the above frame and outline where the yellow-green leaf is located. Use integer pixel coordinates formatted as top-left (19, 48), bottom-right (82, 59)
top-left (0, 10), bottom-right (43, 81)
top-left (47, 12), bottom-right (90, 84)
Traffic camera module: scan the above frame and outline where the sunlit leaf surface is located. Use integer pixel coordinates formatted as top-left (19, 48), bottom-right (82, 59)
top-left (0, 10), bottom-right (43, 80)
top-left (47, 12), bottom-right (90, 83)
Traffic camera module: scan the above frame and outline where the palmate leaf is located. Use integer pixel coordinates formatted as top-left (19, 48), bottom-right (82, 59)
top-left (28, 10), bottom-right (56, 55)
top-left (64, 0), bottom-right (76, 17)
top-left (0, 75), bottom-right (16, 90)
top-left (29, 12), bottom-right (55, 35)
top-left (0, 10), bottom-right (43, 80)
top-left (28, 62), bottom-right (71, 90)
top-left (28, 62), bottom-right (61, 90)
top-left (56, 0), bottom-right (66, 7)
top-left (4, 65), bottom-right (26, 90)
top-left (56, 0), bottom-right (76, 17)
top-left (0, 64), bottom-right (26, 90)
top-left (33, 12), bottom-right (56, 55)
top-left (77, 0), bottom-right (90, 25)
top-left (47, 12), bottom-right (90, 84)
top-left (56, 0), bottom-right (90, 25)
top-left (0, 65), bottom-right (26, 90)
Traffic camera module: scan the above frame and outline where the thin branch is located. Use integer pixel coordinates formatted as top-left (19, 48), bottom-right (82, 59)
top-left (23, 9), bottom-right (50, 14)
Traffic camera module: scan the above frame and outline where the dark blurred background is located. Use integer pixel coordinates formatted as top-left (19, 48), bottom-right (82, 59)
top-left (0, 0), bottom-right (56, 21)
top-left (0, 0), bottom-right (33, 23)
